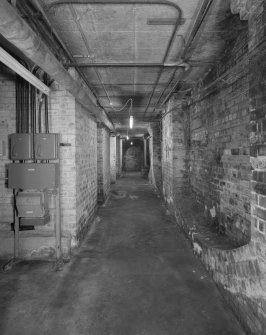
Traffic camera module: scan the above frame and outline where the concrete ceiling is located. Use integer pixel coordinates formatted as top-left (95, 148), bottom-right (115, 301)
top-left (5, 0), bottom-right (247, 135)
top-left (41, 0), bottom-right (199, 125)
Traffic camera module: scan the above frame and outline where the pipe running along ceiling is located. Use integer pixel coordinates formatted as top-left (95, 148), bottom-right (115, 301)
top-left (43, 0), bottom-right (186, 126)
top-left (0, 0), bottom-right (247, 134)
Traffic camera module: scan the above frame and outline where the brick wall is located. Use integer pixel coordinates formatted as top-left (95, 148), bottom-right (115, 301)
top-left (196, 3), bottom-right (266, 333)
top-left (161, 100), bottom-right (190, 210)
top-left (148, 122), bottom-right (162, 192)
top-left (162, 111), bottom-right (174, 205)
top-left (116, 137), bottom-right (122, 177)
top-left (188, 26), bottom-right (251, 244)
top-left (97, 124), bottom-right (110, 203)
top-left (0, 65), bottom-right (16, 228)
top-left (0, 76), bottom-right (75, 258)
top-left (110, 135), bottom-right (116, 183)
top-left (75, 101), bottom-right (97, 242)
top-left (158, 1), bottom-right (266, 334)
top-left (49, 83), bottom-right (77, 241)
top-left (0, 67), bottom-right (102, 257)
top-left (50, 83), bottom-right (99, 246)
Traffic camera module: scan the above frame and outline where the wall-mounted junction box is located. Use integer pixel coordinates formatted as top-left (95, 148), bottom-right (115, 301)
top-left (16, 191), bottom-right (49, 218)
top-left (34, 133), bottom-right (59, 160)
top-left (9, 133), bottom-right (33, 160)
top-left (9, 133), bottom-right (59, 160)
top-left (8, 163), bottom-right (59, 189)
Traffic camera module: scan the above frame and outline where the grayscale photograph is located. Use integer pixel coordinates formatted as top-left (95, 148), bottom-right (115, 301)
top-left (0, 0), bottom-right (265, 334)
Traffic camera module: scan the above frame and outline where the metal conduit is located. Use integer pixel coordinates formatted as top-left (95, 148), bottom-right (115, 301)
top-left (45, 0), bottom-right (183, 118)
top-left (16, 76), bottom-right (22, 133)
top-left (153, 0), bottom-right (215, 111)
top-left (68, 4), bottom-right (114, 108)
top-left (65, 62), bottom-right (189, 68)
top-left (0, 1), bottom-right (114, 130)
top-left (27, 0), bottom-right (103, 110)
top-left (45, 0), bottom-right (182, 13)
top-left (155, 66), bottom-right (183, 108)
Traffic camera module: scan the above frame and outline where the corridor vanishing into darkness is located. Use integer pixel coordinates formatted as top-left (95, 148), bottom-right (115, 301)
top-left (0, 173), bottom-right (244, 335)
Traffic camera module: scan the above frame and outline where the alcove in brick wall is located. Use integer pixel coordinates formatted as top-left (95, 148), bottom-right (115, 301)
top-left (123, 139), bottom-right (144, 172)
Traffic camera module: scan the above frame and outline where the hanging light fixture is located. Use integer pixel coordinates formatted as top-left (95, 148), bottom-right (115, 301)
top-left (129, 98), bottom-right (134, 129)
top-left (129, 115), bottom-right (134, 129)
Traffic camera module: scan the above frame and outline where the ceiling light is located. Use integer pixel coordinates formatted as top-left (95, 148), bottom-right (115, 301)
top-left (0, 47), bottom-right (50, 95)
top-left (129, 115), bottom-right (134, 129)
top-left (130, 141), bottom-right (133, 145)
top-left (126, 135), bottom-right (129, 140)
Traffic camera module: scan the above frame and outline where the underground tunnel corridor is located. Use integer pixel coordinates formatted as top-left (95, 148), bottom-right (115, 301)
top-left (0, 173), bottom-right (245, 335)
top-left (0, 0), bottom-right (266, 334)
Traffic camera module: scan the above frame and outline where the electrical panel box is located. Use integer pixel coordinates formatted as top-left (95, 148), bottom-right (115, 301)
top-left (9, 133), bottom-right (33, 160)
top-left (16, 191), bottom-right (48, 218)
top-left (8, 163), bottom-right (59, 189)
top-left (34, 133), bottom-right (59, 160)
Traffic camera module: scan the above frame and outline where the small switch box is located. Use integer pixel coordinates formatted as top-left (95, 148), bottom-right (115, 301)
top-left (34, 133), bottom-right (59, 160)
top-left (8, 163), bottom-right (59, 189)
top-left (9, 133), bottom-right (33, 160)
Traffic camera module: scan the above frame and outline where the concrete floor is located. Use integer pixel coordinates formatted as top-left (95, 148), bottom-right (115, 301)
top-left (0, 172), bottom-right (245, 335)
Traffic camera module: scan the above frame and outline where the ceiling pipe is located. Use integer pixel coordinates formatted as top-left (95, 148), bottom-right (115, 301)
top-left (142, 4), bottom-right (182, 116)
top-left (25, 0), bottom-right (103, 109)
top-left (67, 4), bottom-right (114, 113)
top-left (0, 0), bottom-right (114, 130)
top-left (65, 62), bottom-right (190, 68)
top-left (153, 0), bottom-right (215, 110)
top-left (45, 0), bottom-right (183, 119)
top-left (45, 0), bottom-right (182, 12)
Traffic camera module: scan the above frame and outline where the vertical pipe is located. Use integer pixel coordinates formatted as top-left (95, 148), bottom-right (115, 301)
top-left (44, 74), bottom-right (50, 134)
top-left (55, 189), bottom-right (62, 261)
top-left (30, 85), bottom-right (33, 133)
top-left (13, 190), bottom-right (19, 259)
top-left (144, 137), bottom-right (147, 167)
top-left (55, 138), bottom-right (62, 267)
top-left (21, 80), bottom-right (24, 133)
top-left (25, 82), bottom-right (30, 133)
top-left (33, 89), bottom-right (37, 134)
top-left (38, 94), bottom-right (43, 133)
top-left (22, 81), bottom-right (25, 133)
top-left (45, 95), bottom-right (49, 133)
top-left (22, 80), bottom-right (28, 134)
top-left (33, 87), bottom-right (37, 162)
top-left (20, 79), bottom-right (23, 133)
top-left (29, 84), bottom-right (32, 133)
top-left (32, 87), bottom-right (35, 134)
top-left (15, 76), bottom-right (19, 133)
